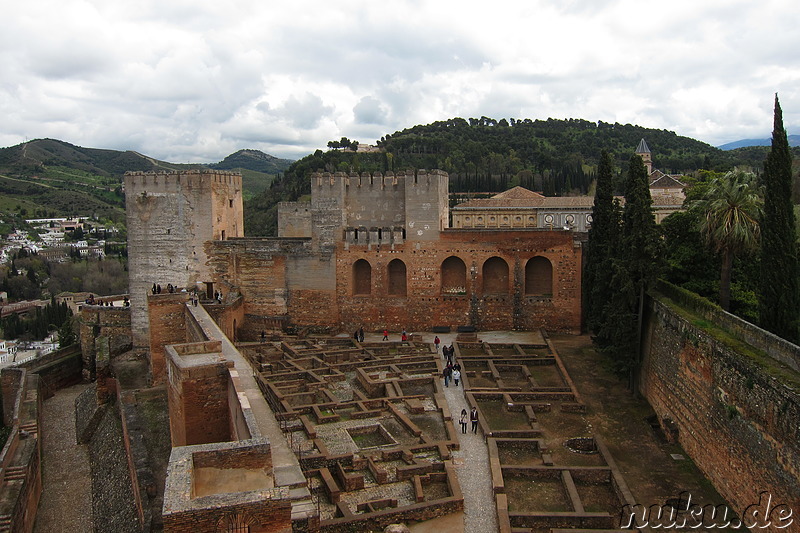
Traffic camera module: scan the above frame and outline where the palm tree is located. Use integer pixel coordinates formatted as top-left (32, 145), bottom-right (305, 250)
top-left (692, 170), bottom-right (763, 311)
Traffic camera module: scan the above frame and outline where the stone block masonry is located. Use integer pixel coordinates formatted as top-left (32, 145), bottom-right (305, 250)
top-left (126, 169), bottom-right (244, 348)
top-left (640, 295), bottom-right (799, 532)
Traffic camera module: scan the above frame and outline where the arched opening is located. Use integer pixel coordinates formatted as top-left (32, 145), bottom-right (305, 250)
top-left (388, 259), bottom-right (407, 296)
top-left (482, 257), bottom-right (509, 294)
top-left (525, 256), bottom-right (553, 296)
top-left (353, 259), bottom-right (372, 295)
top-left (441, 256), bottom-right (467, 295)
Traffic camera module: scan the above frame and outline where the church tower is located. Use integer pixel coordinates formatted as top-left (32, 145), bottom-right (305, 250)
top-left (635, 138), bottom-right (653, 175)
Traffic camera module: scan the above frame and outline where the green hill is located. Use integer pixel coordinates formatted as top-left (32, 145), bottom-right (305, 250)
top-left (245, 117), bottom-right (800, 236)
top-left (0, 139), bottom-right (291, 221)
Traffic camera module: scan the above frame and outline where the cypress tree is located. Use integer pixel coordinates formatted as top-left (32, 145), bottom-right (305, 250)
top-left (759, 94), bottom-right (800, 343)
top-left (584, 151), bottom-right (619, 334)
top-left (597, 154), bottom-right (661, 376)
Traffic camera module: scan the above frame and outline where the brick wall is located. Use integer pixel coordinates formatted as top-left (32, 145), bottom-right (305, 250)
top-left (640, 296), bottom-right (799, 531)
top-left (163, 499), bottom-right (292, 533)
top-left (165, 344), bottom-right (233, 447)
top-left (148, 294), bottom-right (190, 384)
top-left (206, 229), bottom-right (581, 333)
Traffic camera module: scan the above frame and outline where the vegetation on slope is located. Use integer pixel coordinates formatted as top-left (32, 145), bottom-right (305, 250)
top-left (246, 117), bottom-right (800, 236)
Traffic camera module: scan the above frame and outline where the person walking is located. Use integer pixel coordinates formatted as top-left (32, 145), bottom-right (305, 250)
top-left (383, 329), bottom-right (389, 341)
top-left (452, 368), bottom-right (461, 387)
top-left (459, 409), bottom-right (468, 434)
top-left (359, 327), bottom-right (364, 342)
top-left (443, 364), bottom-right (452, 387)
top-left (434, 336), bottom-right (441, 352)
top-left (470, 407), bottom-right (479, 433)
top-left (401, 330), bottom-right (407, 342)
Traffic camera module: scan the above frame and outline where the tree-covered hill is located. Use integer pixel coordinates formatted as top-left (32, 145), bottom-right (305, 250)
top-left (246, 117), bottom-right (800, 236)
top-left (209, 149), bottom-right (293, 174)
top-left (0, 139), bottom-right (287, 219)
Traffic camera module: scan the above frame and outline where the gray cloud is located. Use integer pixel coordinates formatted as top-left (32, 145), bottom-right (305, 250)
top-left (1, 0), bottom-right (798, 162)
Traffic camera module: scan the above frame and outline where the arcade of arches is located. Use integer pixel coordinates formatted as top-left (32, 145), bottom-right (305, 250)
top-left (351, 255), bottom-right (554, 298)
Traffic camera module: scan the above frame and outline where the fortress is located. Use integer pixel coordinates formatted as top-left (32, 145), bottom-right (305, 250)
top-left (126, 169), bottom-right (582, 365)
top-left (1, 148), bottom-right (794, 532)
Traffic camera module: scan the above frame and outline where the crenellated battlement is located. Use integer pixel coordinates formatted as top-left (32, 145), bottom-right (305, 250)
top-left (125, 169), bottom-right (242, 190)
top-left (312, 169), bottom-right (448, 189)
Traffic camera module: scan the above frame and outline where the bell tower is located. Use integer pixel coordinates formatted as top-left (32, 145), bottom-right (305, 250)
top-left (635, 138), bottom-right (653, 175)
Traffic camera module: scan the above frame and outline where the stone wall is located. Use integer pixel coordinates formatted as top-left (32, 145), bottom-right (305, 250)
top-left (165, 342), bottom-right (233, 447)
top-left (0, 370), bottom-right (42, 533)
top-left (206, 229), bottom-right (581, 334)
top-left (148, 293), bottom-right (190, 384)
top-left (16, 345), bottom-right (82, 398)
top-left (640, 294), bottom-right (799, 532)
top-left (78, 304), bottom-right (132, 381)
top-left (88, 403), bottom-right (142, 533)
top-left (126, 170), bottom-right (243, 348)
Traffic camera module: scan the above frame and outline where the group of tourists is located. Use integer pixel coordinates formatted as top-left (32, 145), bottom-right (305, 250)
top-left (352, 327), bottom-right (365, 342)
top-left (442, 359), bottom-right (461, 387)
top-left (459, 407), bottom-right (479, 434)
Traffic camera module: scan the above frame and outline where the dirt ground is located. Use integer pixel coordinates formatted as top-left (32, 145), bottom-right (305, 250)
top-left (549, 333), bottom-right (733, 517)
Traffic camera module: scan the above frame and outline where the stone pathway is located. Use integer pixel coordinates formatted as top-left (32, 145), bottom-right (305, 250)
top-left (427, 333), bottom-right (498, 533)
top-left (443, 375), bottom-right (497, 533)
top-left (34, 383), bottom-right (93, 533)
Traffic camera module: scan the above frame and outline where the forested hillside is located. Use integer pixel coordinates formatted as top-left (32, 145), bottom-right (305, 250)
top-left (245, 117), bottom-right (799, 236)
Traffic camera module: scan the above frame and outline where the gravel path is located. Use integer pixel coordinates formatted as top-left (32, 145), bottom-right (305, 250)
top-left (441, 358), bottom-right (498, 533)
top-left (34, 383), bottom-right (93, 533)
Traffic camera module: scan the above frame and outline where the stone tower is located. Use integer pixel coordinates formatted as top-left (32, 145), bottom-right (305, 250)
top-left (125, 169), bottom-right (244, 348)
top-left (635, 138), bottom-right (653, 175)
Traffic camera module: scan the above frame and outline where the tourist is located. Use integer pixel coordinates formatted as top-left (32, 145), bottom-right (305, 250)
top-left (470, 407), bottom-right (479, 433)
top-left (358, 327), bottom-right (364, 342)
top-left (156, 284), bottom-right (162, 294)
top-left (401, 330), bottom-right (407, 342)
top-left (453, 368), bottom-right (461, 387)
top-left (152, 283), bottom-right (157, 295)
top-left (354, 330), bottom-right (359, 341)
top-left (459, 409), bottom-right (468, 434)
top-left (261, 330), bottom-right (266, 342)
top-left (383, 329), bottom-right (389, 341)
top-left (434, 336), bottom-right (440, 352)
top-left (443, 364), bottom-right (452, 387)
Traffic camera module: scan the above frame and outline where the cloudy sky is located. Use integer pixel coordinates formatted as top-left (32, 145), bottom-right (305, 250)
top-left (2, 0), bottom-right (799, 163)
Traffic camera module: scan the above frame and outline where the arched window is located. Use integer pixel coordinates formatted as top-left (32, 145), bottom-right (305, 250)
top-left (525, 256), bottom-right (553, 296)
top-left (482, 257), bottom-right (509, 294)
top-left (388, 259), bottom-right (407, 296)
top-left (441, 256), bottom-right (467, 295)
top-left (353, 259), bottom-right (371, 295)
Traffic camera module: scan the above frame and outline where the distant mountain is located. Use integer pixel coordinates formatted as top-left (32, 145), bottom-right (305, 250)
top-left (718, 135), bottom-right (800, 150)
top-left (208, 149), bottom-right (293, 174)
top-left (0, 138), bottom-right (190, 176)
top-left (0, 139), bottom-right (291, 220)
